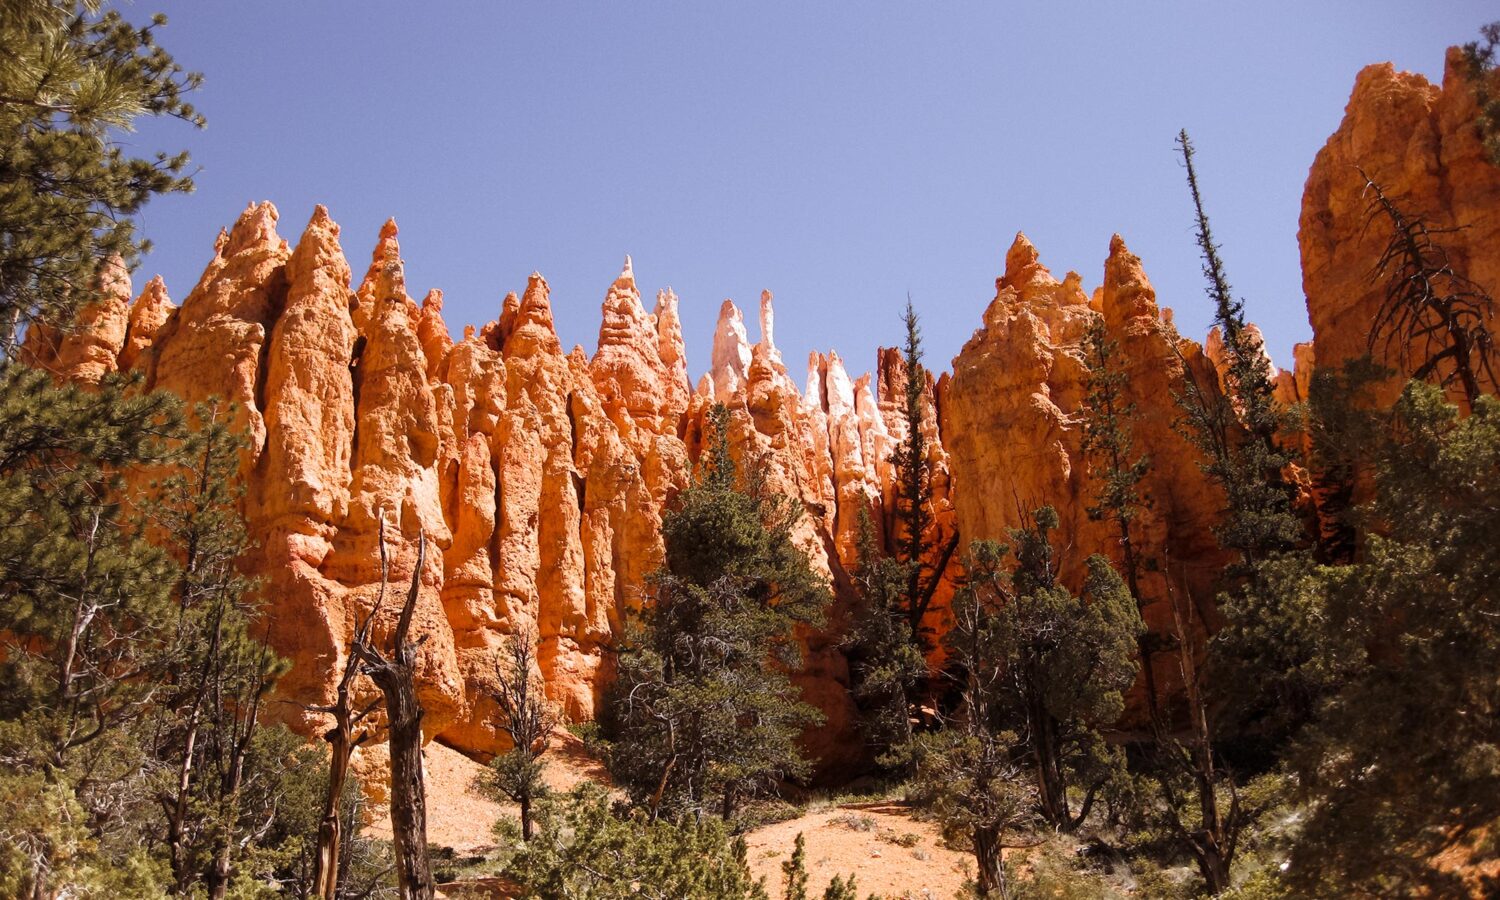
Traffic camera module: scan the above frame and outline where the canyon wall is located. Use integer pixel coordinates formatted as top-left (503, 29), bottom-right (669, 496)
top-left (943, 234), bottom-right (1235, 712)
top-left (20, 46), bottom-right (1499, 769)
top-left (1300, 47), bottom-right (1500, 406)
top-left (20, 206), bottom-right (961, 771)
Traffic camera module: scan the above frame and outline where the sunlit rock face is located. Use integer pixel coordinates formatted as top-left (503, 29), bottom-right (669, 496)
top-left (52, 204), bottom-right (948, 774)
top-left (943, 233), bottom-right (1235, 717)
top-left (1300, 47), bottom-right (1500, 409)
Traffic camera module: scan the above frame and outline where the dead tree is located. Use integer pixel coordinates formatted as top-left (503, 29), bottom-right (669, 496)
top-left (1362, 171), bottom-right (1498, 408)
top-left (306, 514), bottom-right (392, 899)
top-left (352, 528), bottom-right (434, 900)
top-left (487, 626), bottom-right (559, 840)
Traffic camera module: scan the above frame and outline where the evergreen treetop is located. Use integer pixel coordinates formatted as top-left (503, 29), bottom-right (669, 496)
top-left (0, 0), bottom-right (203, 347)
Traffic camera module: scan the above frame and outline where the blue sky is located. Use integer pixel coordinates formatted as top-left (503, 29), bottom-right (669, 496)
top-left (126, 1), bottom-right (1494, 382)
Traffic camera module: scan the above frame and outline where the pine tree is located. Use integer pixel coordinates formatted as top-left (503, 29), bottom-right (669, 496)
top-left (781, 832), bottom-right (809, 900)
top-left (914, 520), bottom-right (1141, 896)
top-left (910, 537), bottom-right (1035, 899)
top-left (1174, 130), bottom-right (1301, 570)
top-left (1078, 313), bottom-right (1159, 724)
top-left (1286, 382), bottom-right (1500, 894)
top-left (0, 1), bottom-right (202, 348)
top-left (0, 7), bottom-right (205, 894)
top-left (846, 299), bottom-right (955, 770)
top-left (1173, 131), bottom-right (1334, 744)
top-left (0, 368), bottom-right (186, 895)
top-left (993, 510), bottom-right (1143, 831)
top-left (844, 507), bottom-right (925, 769)
top-left (1460, 22), bottom-right (1500, 167)
top-left (606, 404), bottom-right (828, 821)
top-left (820, 874), bottom-right (862, 900)
top-left (891, 297), bottom-right (935, 639)
top-left (149, 401), bottom-right (295, 898)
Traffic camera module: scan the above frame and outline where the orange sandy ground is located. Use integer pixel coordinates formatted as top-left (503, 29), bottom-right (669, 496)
top-left (371, 737), bottom-right (979, 898)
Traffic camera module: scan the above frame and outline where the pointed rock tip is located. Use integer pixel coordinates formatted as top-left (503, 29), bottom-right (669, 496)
top-left (241, 199), bottom-right (280, 221)
top-left (1108, 233), bottom-right (1127, 255)
top-left (523, 272), bottom-right (551, 305)
top-left (137, 274), bottom-right (171, 306)
top-left (1005, 231), bottom-right (1040, 274)
top-left (298, 205), bottom-right (342, 249)
top-left (717, 298), bottom-right (740, 318)
top-left (226, 201), bottom-right (282, 255)
top-left (380, 217), bottom-right (399, 240)
top-left (422, 288), bottom-right (443, 310)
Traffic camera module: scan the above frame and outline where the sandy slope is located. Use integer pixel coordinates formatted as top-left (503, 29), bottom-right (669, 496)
top-left (377, 737), bottom-right (979, 898)
top-left (744, 803), bottom-right (971, 900)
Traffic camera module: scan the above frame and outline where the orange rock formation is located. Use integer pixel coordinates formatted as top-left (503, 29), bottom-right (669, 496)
top-left (22, 203), bottom-right (964, 769)
top-left (1300, 47), bottom-right (1500, 406)
top-left (943, 233), bottom-right (1233, 713)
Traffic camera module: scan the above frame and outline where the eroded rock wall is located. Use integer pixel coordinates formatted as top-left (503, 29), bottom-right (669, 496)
top-left (943, 234), bottom-right (1234, 717)
top-left (39, 203), bottom-right (960, 770)
top-left (1300, 48), bottom-right (1500, 407)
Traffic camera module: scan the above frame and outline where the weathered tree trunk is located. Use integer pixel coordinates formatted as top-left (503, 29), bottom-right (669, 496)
top-left (374, 666), bottom-right (432, 900)
top-left (354, 530), bottom-right (434, 900)
top-left (1167, 573), bottom-right (1236, 895)
top-left (313, 714), bottom-right (354, 900)
top-left (519, 793), bottom-right (534, 841)
top-left (166, 704), bottom-right (202, 895)
top-left (973, 826), bottom-right (1006, 899)
top-left (313, 516), bottom-right (391, 899)
top-left (1029, 689), bottom-right (1070, 829)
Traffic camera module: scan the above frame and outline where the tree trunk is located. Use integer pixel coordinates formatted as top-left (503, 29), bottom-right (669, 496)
top-left (1195, 839), bottom-right (1232, 895)
top-left (166, 709), bottom-right (201, 895)
top-left (314, 723), bottom-right (353, 899)
top-left (973, 826), bottom-right (1006, 899)
top-left (1169, 574), bottom-right (1235, 895)
top-left (378, 674), bottom-right (433, 900)
top-left (1029, 691), bottom-right (1069, 828)
top-left (722, 782), bottom-right (738, 822)
top-left (355, 531), bottom-right (435, 900)
top-left (205, 744), bottom-right (247, 900)
top-left (520, 793), bottom-right (533, 842)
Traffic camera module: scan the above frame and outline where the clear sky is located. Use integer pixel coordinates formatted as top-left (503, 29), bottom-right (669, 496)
top-left (126, 1), bottom-right (1494, 384)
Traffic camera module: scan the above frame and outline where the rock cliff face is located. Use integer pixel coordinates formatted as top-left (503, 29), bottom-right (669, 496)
top-left (21, 203), bottom-right (961, 770)
top-left (943, 234), bottom-right (1234, 712)
top-left (24, 46), bottom-right (1496, 769)
top-left (1300, 47), bottom-right (1500, 406)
